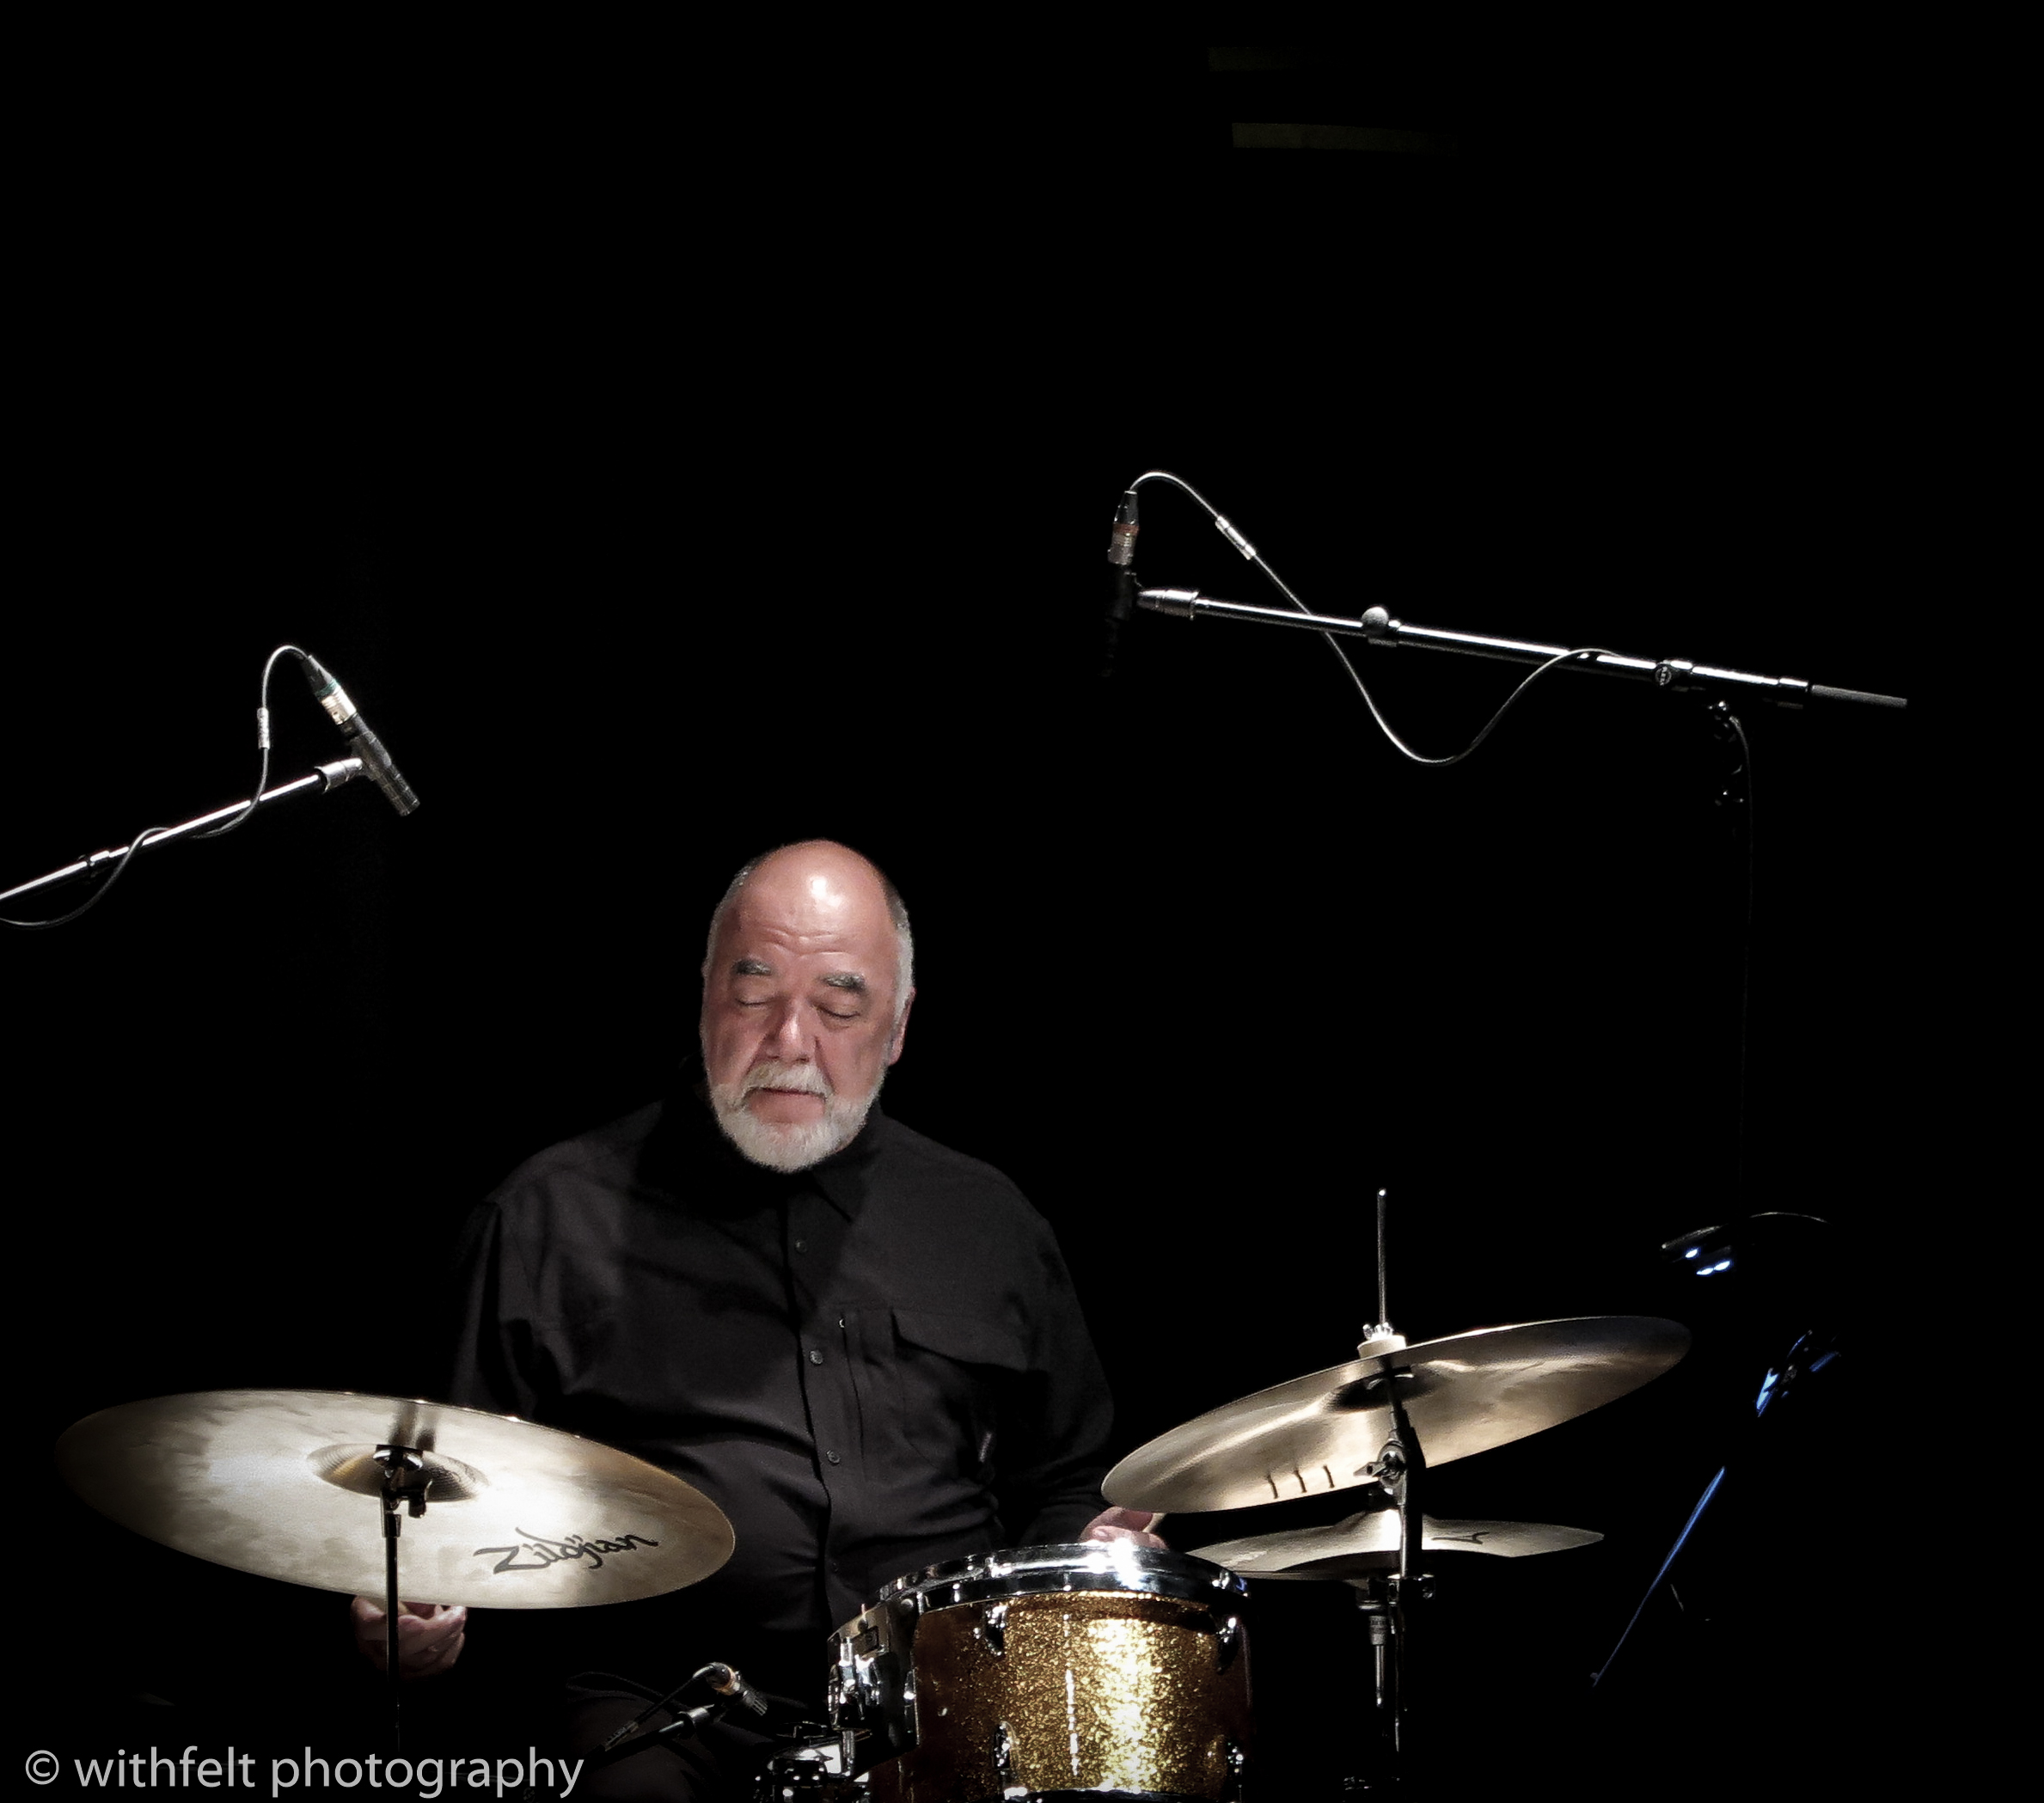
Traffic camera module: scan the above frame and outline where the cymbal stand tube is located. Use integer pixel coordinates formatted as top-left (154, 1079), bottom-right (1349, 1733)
top-left (1347, 1182), bottom-right (1423, 1785)
top-left (381, 1499), bottom-right (401, 1743)
top-left (1380, 1385), bottom-right (1429, 1763)
top-left (1376, 1187), bottom-right (1390, 1332)
top-left (1354, 1580), bottom-right (1395, 1757)
top-left (1362, 1188), bottom-right (1398, 1352)
top-left (375, 1445), bottom-right (428, 1755)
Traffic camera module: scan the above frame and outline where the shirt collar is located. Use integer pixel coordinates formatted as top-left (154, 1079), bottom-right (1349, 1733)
top-left (805, 1109), bottom-right (887, 1219)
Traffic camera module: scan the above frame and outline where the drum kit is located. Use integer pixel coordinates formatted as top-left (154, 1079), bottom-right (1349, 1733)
top-left (56, 1199), bottom-right (1690, 1800)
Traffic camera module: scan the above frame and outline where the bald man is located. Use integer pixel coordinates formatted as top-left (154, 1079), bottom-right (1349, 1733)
top-left (358, 842), bottom-right (1154, 1799)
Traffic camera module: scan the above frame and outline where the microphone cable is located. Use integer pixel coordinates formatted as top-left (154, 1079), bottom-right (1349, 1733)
top-left (3, 644), bottom-right (401, 929)
top-left (1123, 469), bottom-right (1617, 767)
top-left (1123, 471), bottom-right (1766, 1207)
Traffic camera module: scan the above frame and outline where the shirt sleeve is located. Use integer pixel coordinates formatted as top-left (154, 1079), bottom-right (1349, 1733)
top-left (446, 1196), bottom-right (548, 1420)
top-left (997, 1218), bottom-right (1115, 1543)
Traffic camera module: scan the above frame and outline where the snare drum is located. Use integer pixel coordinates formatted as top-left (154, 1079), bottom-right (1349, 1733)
top-left (830, 1543), bottom-right (1251, 1802)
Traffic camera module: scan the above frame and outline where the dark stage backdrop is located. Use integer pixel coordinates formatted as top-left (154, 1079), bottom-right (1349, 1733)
top-left (9, 34), bottom-right (1913, 1800)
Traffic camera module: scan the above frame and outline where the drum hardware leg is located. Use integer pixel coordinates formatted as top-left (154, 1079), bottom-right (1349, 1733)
top-left (373, 1444), bottom-right (428, 1756)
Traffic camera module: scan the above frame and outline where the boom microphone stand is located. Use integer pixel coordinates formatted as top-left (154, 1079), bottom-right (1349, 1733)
top-left (1, 759), bottom-right (366, 916)
top-left (1134, 590), bottom-right (1908, 713)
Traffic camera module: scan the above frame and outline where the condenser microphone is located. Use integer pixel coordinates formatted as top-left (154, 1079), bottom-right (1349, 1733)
top-left (298, 654), bottom-right (421, 816)
top-left (1107, 486), bottom-right (1140, 572)
top-left (1102, 486), bottom-right (1141, 678)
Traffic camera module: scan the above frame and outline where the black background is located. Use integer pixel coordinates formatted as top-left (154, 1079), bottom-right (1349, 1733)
top-left (10, 28), bottom-right (1915, 1799)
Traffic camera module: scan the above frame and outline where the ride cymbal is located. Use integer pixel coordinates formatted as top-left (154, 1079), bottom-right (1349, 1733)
top-left (1104, 1317), bottom-right (1688, 1514)
top-left (56, 1390), bottom-right (734, 1608)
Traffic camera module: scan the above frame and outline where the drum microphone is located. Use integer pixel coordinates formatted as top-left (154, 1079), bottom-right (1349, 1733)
top-left (1101, 486), bottom-right (1141, 679)
top-left (298, 654), bottom-right (421, 816)
top-left (594, 1661), bottom-right (772, 1768)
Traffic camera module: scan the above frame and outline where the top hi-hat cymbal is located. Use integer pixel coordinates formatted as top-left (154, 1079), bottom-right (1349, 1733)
top-left (1192, 1509), bottom-right (1603, 1580)
top-left (56, 1390), bottom-right (735, 1608)
top-left (1103, 1317), bottom-right (1689, 1515)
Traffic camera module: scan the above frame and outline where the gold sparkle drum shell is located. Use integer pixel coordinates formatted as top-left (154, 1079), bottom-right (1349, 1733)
top-left (834, 1543), bottom-right (1251, 1803)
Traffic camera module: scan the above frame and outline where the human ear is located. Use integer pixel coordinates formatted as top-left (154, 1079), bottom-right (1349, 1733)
top-left (886, 989), bottom-right (915, 1065)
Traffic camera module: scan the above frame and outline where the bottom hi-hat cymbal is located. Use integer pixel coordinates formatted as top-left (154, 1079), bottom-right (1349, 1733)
top-left (1192, 1510), bottom-right (1602, 1581)
top-left (56, 1390), bottom-right (734, 1608)
top-left (1104, 1316), bottom-right (1689, 1515)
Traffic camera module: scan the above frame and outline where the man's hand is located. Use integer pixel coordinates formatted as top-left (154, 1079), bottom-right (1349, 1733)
top-left (1079, 1506), bottom-right (1166, 1549)
top-left (350, 1597), bottom-right (468, 1679)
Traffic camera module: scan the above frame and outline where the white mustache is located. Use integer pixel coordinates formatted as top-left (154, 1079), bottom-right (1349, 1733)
top-left (739, 1061), bottom-right (832, 1100)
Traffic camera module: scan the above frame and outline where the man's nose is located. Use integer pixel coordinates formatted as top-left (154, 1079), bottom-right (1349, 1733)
top-left (763, 1000), bottom-right (811, 1060)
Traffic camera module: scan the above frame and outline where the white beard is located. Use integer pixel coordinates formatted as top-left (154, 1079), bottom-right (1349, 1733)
top-left (708, 1058), bottom-right (881, 1172)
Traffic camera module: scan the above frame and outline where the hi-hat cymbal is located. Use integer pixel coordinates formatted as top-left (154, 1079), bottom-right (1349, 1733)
top-left (56, 1390), bottom-right (734, 1608)
top-left (1192, 1510), bottom-right (1602, 1581)
top-left (1104, 1317), bottom-right (1688, 1515)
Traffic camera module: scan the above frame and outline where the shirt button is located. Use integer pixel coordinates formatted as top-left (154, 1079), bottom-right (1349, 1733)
top-left (824, 1450), bottom-right (841, 1464)
top-left (808, 1348), bottom-right (825, 1366)
top-left (794, 1238), bottom-right (807, 1251)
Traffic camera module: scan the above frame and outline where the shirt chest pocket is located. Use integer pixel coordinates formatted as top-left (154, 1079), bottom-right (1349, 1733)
top-left (866, 1307), bottom-right (1030, 1476)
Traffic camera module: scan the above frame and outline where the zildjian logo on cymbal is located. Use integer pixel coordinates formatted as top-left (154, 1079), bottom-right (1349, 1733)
top-left (473, 1528), bottom-right (662, 1574)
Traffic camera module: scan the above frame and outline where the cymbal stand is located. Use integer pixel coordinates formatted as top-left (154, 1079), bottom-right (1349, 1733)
top-left (1349, 1189), bottom-right (1429, 1791)
top-left (375, 1445), bottom-right (430, 1753)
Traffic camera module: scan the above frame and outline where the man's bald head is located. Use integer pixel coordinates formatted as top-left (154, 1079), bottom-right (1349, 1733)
top-left (703, 840), bottom-right (915, 1023)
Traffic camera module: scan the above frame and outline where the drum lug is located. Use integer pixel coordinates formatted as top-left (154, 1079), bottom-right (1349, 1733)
top-left (1215, 1611), bottom-right (1243, 1674)
top-left (992, 1719), bottom-right (1018, 1791)
top-left (827, 1599), bottom-right (919, 1763)
top-left (1223, 1736), bottom-right (1248, 1799)
top-left (976, 1599), bottom-right (1008, 1657)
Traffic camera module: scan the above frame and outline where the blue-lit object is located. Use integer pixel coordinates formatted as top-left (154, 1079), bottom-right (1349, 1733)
top-left (1661, 1213), bottom-right (1831, 1289)
top-left (1592, 1466), bottom-right (1727, 1688)
top-left (1604, 1218), bottom-right (1842, 1694)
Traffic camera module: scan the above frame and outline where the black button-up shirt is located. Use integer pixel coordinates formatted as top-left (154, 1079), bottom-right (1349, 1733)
top-left (448, 1090), bottom-right (1113, 1696)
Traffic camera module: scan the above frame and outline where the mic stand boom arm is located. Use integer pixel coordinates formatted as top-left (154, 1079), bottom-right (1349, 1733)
top-left (1135, 590), bottom-right (1908, 712)
top-left (0, 758), bottom-right (367, 910)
